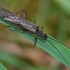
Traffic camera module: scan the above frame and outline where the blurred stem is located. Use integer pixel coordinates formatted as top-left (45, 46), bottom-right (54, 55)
top-left (57, 13), bottom-right (69, 42)
top-left (52, 0), bottom-right (70, 16)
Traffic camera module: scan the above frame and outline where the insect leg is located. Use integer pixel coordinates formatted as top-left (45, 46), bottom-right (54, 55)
top-left (10, 25), bottom-right (27, 32)
top-left (9, 23), bottom-right (20, 31)
top-left (40, 27), bottom-right (43, 30)
top-left (34, 20), bottom-right (36, 24)
top-left (33, 26), bottom-right (39, 48)
top-left (4, 26), bottom-right (10, 28)
top-left (4, 23), bottom-right (15, 28)
top-left (33, 35), bottom-right (38, 48)
top-left (15, 10), bottom-right (26, 18)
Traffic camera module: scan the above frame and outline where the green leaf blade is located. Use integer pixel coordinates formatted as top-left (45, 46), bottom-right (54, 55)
top-left (0, 17), bottom-right (70, 68)
top-left (0, 63), bottom-right (7, 70)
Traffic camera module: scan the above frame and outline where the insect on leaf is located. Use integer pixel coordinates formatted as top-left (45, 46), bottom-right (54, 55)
top-left (0, 17), bottom-right (70, 69)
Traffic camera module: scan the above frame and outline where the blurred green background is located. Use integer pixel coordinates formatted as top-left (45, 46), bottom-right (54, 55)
top-left (0, 0), bottom-right (70, 70)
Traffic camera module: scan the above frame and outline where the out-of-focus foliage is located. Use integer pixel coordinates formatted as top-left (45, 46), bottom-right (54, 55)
top-left (0, 17), bottom-right (70, 69)
top-left (0, 63), bottom-right (7, 70)
top-left (0, 0), bottom-right (70, 70)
